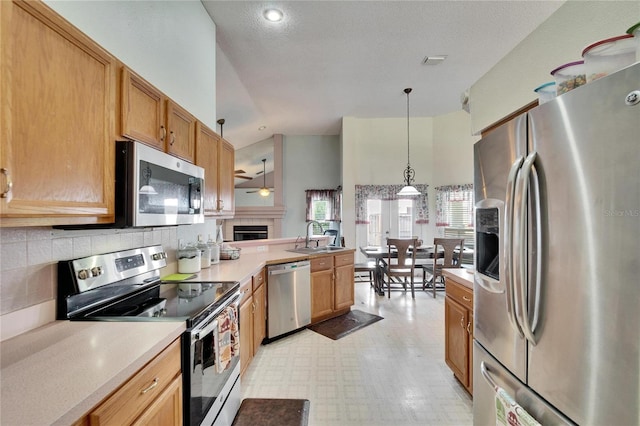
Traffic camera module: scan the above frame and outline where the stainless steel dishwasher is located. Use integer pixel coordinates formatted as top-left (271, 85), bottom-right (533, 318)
top-left (267, 260), bottom-right (311, 339)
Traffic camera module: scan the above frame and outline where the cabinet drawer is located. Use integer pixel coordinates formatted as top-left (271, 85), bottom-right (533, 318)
top-left (310, 255), bottom-right (333, 272)
top-left (334, 252), bottom-right (354, 267)
top-left (446, 278), bottom-right (473, 311)
top-left (90, 339), bottom-right (181, 426)
top-left (240, 278), bottom-right (252, 298)
top-left (252, 268), bottom-right (265, 292)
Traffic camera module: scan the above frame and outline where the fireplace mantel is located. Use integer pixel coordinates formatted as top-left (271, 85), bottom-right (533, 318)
top-left (233, 206), bottom-right (286, 219)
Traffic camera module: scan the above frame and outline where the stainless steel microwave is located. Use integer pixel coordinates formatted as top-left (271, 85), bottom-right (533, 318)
top-left (114, 141), bottom-right (204, 227)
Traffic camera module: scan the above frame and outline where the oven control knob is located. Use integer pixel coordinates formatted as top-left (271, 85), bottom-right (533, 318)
top-left (91, 266), bottom-right (103, 277)
top-left (77, 269), bottom-right (90, 280)
top-left (152, 252), bottom-right (167, 261)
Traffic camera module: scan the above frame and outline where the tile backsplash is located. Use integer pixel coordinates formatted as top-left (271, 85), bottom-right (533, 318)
top-left (0, 220), bottom-right (219, 317)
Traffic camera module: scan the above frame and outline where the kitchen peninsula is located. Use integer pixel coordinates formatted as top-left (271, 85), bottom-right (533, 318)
top-left (0, 239), bottom-right (355, 425)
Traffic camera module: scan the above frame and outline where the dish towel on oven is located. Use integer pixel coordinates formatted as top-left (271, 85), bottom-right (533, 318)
top-left (495, 386), bottom-right (541, 426)
top-left (216, 309), bottom-right (232, 373)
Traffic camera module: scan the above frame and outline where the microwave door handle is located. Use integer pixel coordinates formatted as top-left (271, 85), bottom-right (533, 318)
top-left (504, 156), bottom-right (524, 338)
top-left (516, 151), bottom-right (538, 345)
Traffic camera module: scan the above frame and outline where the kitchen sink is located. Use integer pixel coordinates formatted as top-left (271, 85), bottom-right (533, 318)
top-left (287, 246), bottom-right (345, 254)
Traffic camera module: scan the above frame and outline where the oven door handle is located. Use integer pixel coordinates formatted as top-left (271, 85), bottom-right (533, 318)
top-left (191, 319), bottom-right (219, 343)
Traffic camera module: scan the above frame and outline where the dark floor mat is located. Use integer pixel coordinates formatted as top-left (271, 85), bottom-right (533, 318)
top-left (307, 309), bottom-right (383, 340)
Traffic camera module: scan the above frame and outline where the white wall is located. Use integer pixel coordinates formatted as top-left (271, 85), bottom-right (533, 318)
top-left (45, 0), bottom-right (218, 130)
top-left (470, 1), bottom-right (638, 134)
top-left (282, 135), bottom-right (342, 238)
top-left (433, 110), bottom-right (479, 186)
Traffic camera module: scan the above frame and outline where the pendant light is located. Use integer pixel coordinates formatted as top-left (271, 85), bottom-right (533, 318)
top-left (258, 159), bottom-right (271, 197)
top-left (397, 88), bottom-right (420, 196)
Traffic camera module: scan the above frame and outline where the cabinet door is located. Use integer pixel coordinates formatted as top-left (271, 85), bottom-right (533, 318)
top-left (195, 122), bottom-right (220, 215)
top-left (445, 295), bottom-right (469, 387)
top-left (334, 263), bottom-right (354, 310)
top-left (121, 67), bottom-right (165, 150)
top-left (311, 270), bottom-right (334, 322)
top-left (131, 375), bottom-right (182, 426)
top-left (166, 100), bottom-right (196, 163)
top-left (253, 283), bottom-right (266, 356)
top-left (217, 139), bottom-right (235, 215)
top-left (1, 0), bottom-right (116, 225)
top-left (239, 295), bottom-right (253, 376)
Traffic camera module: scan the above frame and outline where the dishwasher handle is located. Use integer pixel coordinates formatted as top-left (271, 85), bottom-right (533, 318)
top-left (268, 261), bottom-right (311, 276)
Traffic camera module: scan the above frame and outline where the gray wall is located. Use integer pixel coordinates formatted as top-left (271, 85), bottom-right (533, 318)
top-left (282, 135), bottom-right (342, 238)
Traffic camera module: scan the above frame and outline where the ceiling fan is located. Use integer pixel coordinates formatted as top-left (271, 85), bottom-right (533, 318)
top-left (246, 159), bottom-right (273, 196)
top-left (234, 169), bottom-right (253, 180)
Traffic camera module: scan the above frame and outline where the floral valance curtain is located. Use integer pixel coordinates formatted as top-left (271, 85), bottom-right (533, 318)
top-left (355, 184), bottom-right (429, 224)
top-left (305, 189), bottom-right (342, 222)
top-left (435, 184), bottom-right (474, 227)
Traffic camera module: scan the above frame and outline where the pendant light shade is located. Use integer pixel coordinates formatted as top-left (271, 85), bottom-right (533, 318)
top-left (398, 88), bottom-right (420, 196)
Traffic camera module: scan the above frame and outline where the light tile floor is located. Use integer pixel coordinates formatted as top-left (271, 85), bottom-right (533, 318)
top-left (241, 280), bottom-right (473, 426)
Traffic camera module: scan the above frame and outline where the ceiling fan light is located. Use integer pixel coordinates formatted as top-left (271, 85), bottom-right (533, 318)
top-left (258, 187), bottom-right (271, 197)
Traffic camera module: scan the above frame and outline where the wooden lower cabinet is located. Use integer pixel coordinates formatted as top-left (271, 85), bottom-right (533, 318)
top-left (239, 269), bottom-right (266, 376)
top-left (310, 251), bottom-right (355, 324)
top-left (444, 276), bottom-right (474, 395)
top-left (84, 338), bottom-right (182, 426)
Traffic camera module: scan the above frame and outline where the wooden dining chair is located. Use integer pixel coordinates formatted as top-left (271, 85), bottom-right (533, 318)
top-left (422, 238), bottom-right (465, 298)
top-left (384, 238), bottom-right (418, 298)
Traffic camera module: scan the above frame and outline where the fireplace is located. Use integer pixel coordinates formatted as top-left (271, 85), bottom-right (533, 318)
top-left (233, 225), bottom-right (268, 241)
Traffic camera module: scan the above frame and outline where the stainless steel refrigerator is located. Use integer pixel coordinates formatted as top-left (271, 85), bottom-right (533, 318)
top-left (473, 61), bottom-right (640, 425)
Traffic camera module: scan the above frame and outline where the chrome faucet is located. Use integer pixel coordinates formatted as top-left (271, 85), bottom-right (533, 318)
top-left (305, 220), bottom-right (324, 248)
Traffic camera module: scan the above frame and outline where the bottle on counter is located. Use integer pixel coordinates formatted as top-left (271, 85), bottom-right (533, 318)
top-left (208, 234), bottom-right (220, 265)
top-left (197, 234), bottom-right (211, 269)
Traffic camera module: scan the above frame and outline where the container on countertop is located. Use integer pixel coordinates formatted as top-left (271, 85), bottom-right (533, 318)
top-left (177, 244), bottom-right (201, 273)
top-left (197, 235), bottom-right (211, 269)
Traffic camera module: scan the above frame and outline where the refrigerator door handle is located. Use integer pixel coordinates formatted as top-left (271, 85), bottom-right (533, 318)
top-left (480, 360), bottom-right (499, 390)
top-left (505, 156), bottom-right (525, 338)
top-left (529, 164), bottom-right (542, 334)
top-left (516, 151), bottom-right (539, 345)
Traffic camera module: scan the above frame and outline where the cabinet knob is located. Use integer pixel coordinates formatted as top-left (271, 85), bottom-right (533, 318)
top-left (160, 125), bottom-right (166, 142)
top-left (169, 131), bottom-right (175, 145)
top-left (141, 378), bottom-right (159, 394)
top-left (467, 321), bottom-right (472, 335)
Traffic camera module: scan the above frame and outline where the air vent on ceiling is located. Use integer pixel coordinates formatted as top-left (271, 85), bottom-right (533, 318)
top-left (422, 55), bottom-right (447, 65)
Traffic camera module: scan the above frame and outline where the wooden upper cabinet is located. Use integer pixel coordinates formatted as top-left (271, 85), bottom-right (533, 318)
top-left (195, 122), bottom-right (220, 214)
top-left (0, 0), bottom-right (116, 226)
top-left (120, 67), bottom-right (196, 163)
top-left (195, 123), bottom-right (235, 217)
top-left (218, 138), bottom-right (235, 216)
top-left (166, 100), bottom-right (196, 162)
top-left (120, 68), bottom-right (165, 150)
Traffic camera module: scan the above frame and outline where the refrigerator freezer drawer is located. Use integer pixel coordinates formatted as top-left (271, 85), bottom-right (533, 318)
top-left (473, 341), bottom-right (575, 426)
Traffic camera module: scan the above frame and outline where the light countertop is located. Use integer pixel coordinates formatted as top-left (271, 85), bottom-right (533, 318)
top-left (0, 320), bottom-right (185, 426)
top-left (186, 247), bottom-right (355, 283)
top-left (442, 268), bottom-right (475, 290)
top-left (0, 245), bottom-right (354, 425)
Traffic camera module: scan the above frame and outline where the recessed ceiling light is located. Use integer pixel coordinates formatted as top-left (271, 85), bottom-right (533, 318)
top-left (263, 9), bottom-right (283, 22)
top-left (258, 125), bottom-right (267, 131)
top-left (422, 55), bottom-right (448, 65)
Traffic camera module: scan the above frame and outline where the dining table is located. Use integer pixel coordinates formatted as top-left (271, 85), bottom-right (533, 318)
top-left (359, 245), bottom-right (473, 296)
top-left (359, 245), bottom-right (437, 296)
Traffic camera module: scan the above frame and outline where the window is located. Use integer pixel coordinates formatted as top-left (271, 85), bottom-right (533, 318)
top-left (305, 189), bottom-right (342, 234)
top-left (356, 184), bottom-right (428, 247)
top-left (435, 184), bottom-right (474, 247)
